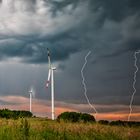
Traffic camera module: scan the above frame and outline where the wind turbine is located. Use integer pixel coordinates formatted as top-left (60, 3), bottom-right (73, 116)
top-left (29, 88), bottom-right (33, 113)
top-left (46, 48), bottom-right (56, 120)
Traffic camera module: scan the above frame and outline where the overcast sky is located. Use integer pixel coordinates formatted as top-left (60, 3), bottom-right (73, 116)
top-left (0, 0), bottom-right (140, 121)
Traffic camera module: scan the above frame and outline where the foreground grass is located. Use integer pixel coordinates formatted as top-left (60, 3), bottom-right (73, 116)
top-left (0, 118), bottom-right (139, 140)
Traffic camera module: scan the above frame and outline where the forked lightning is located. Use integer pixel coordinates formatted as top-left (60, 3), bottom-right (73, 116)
top-left (128, 50), bottom-right (140, 121)
top-left (81, 51), bottom-right (98, 119)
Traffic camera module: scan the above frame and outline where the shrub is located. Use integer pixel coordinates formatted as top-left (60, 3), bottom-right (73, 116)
top-left (0, 109), bottom-right (33, 119)
top-left (98, 120), bottom-right (109, 125)
top-left (57, 112), bottom-right (96, 122)
top-left (80, 113), bottom-right (95, 122)
top-left (109, 120), bottom-right (126, 126)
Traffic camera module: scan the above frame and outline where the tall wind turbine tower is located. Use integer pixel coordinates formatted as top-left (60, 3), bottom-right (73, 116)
top-left (29, 88), bottom-right (33, 113)
top-left (46, 48), bottom-right (56, 120)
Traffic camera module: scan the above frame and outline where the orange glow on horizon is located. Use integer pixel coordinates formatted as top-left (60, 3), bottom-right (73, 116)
top-left (0, 95), bottom-right (139, 121)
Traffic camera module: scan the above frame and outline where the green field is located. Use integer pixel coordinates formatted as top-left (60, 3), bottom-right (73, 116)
top-left (0, 118), bottom-right (139, 140)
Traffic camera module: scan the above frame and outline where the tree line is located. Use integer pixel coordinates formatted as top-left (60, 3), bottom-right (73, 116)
top-left (57, 112), bottom-right (140, 127)
top-left (0, 109), bottom-right (33, 119)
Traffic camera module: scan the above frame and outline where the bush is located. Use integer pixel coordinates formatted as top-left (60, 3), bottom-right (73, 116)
top-left (57, 112), bottom-right (79, 122)
top-left (0, 109), bottom-right (33, 119)
top-left (57, 112), bottom-right (96, 123)
top-left (109, 120), bottom-right (126, 126)
top-left (80, 113), bottom-right (95, 122)
top-left (98, 120), bottom-right (109, 125)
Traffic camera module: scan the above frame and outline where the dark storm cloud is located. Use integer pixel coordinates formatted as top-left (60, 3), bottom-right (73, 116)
top-left (90, 0), bottom-right (140, 21)
top-left (49, 0), bottom-right (81, 11)
top-left (85, 0), bottom-right (140, 56)
top-left (0, 0), bottom-right (140, 110)
top-left (0, 0), bottom-right (140, 63)
top-left (0, 0), bottom-right (90, 63)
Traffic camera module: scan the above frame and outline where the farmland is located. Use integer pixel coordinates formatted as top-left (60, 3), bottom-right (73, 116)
top-left (0, 118), bottom-right (139, 140)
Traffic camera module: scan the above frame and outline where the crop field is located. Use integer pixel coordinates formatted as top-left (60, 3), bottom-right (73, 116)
top-left (0, 118), bottom-right (139, 140)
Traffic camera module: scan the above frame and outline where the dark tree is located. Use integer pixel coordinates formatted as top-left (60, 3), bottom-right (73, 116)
top-left (79, 113), bottom-right (95, 122)
top-left (57, 112), bottom-right (96, 122)
top-left (98, 120), bottom-right (109, 125)
top-left (0, 109), bottom-right (33, 119)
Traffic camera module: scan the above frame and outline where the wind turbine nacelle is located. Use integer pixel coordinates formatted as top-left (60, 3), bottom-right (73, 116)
top-left (52, 67), bottom-right (56, 70)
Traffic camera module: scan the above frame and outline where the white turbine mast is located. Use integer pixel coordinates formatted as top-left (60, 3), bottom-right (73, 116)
top-left (29, 88), bottom-right (33, 113)
top-left (46, 48), bottom-right (56, 120)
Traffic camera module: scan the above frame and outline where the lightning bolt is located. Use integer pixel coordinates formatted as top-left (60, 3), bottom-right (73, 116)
top-left (128, 50), bottom-right (140, 121)
top-left (81, 51), bottom-right (98, 119)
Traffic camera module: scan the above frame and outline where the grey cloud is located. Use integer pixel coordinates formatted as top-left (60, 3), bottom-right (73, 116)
top-left (0, 0), bottom-right (140, 114)
top-left (90, 0), bottom-right (140, 22)
top-left (0, 0), bottom-right (140, 63)
top-left (0, 0), bottom-right (90, 63)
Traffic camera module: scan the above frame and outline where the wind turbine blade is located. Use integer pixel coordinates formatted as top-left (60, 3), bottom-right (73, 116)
top-left (46, 69), bottom-right (51, 88)
top-left (47, 48), bottom-right (51, 69)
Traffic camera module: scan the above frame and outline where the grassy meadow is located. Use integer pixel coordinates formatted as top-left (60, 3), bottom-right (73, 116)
top-left (0, 118), bottom-right (139, 140)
